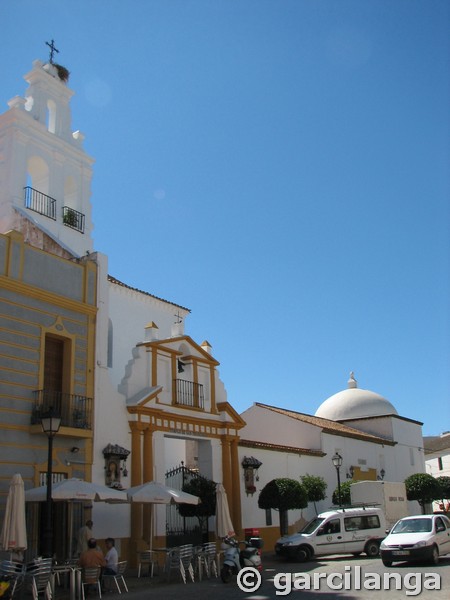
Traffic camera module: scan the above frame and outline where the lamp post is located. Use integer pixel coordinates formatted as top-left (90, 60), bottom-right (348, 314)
top-left (41, 407), bottom-right (61, 558)
top-left (332, 452), bottom-right (343, 507)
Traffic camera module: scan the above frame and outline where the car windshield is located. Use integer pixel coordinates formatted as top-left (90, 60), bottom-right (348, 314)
top-left (391, 518), bottom-right (432, 534)
top-left (300, 517), bottom-right (325, 534)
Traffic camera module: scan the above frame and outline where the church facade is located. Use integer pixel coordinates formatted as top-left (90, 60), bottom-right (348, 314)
top-left (0, 56), bottom-right (426, 562)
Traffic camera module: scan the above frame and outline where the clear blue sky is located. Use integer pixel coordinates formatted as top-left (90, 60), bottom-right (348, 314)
top-left (2, 1), bottom-right (449, 436)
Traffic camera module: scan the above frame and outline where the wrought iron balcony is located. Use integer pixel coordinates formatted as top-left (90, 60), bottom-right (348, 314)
top-left (63, 206), bottom-right (85, 233)
top-left (32, 390), bottom-right (93, 430)
top-left (24, 186), bottom-right (56, 220)
top-left (174, 379), bottom-right (205, 410)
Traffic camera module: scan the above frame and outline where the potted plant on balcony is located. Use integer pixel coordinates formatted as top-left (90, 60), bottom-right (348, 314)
top-left (63, 208), bottom-right (77, 228)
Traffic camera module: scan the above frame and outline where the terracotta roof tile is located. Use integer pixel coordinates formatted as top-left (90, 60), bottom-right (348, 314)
top-left (255, 403), bottom-right (396, 446)
top-left (239, 439), bottom-right (325, 457)
top-left (424, 435), bottom-right (450, 454)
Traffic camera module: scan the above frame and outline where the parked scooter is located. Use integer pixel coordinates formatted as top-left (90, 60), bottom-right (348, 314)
top-left (220, 536), bottom-right (264, 583)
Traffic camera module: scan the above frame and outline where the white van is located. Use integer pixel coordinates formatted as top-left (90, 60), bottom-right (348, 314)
top-left (275, 506), bottom-right (386, 561)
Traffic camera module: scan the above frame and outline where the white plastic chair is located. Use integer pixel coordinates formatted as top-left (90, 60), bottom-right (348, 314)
top-left (178, 544), bottom-right (195, 584)
top-left (201, 542), bottom-right (218, 578)
top-left (26, 559), bottom-right (53, 600)
top-left (137, 551), bottom-right (157, 578)
top-left (0, 559), bottom-right (25, 599)
top-left (102, 561), bottom-right (128, 594)
top-left (81, 567), bottom-right (102, 600)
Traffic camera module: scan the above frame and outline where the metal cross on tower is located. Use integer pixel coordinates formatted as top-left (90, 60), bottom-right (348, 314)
top-left (45, 39), bottom-right (59, 64)
top-left (174, 310), bottom-right (183, 324)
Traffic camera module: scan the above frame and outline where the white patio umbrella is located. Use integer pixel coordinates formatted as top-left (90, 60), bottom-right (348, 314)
top-left (126, 481), bottom-right (200, 549)
top-left (215, 483), bottom-right (235, 539)
top-left (25, 478), bottom-right (127, 556)
top-left (126, 481), bottom-right (200, 505)
top-left (25, 478), bottom-right (127, 502)
top-left (0, 473), bottom-right (27, 557)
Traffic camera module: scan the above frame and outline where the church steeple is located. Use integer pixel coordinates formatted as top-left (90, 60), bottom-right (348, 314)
top-left (0, 51), bottom-right (94, 258)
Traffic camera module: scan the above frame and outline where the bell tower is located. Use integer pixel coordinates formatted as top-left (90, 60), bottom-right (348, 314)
top-left (0, 50), bottom-right (94, 258)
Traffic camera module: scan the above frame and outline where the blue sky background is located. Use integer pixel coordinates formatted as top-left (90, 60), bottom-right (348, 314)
top-left (2, 1), bottom-right (449, 436)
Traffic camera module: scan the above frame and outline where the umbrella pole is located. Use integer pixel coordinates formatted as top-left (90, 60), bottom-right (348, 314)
top-left (149, 505), bottom-right (153, 551)
top-left (68, 503), bottom-right (73, 558)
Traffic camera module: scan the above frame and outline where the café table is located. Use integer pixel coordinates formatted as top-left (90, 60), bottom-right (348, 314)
top-left (51, 563), bottom-right (81, 600)
top-left (151, 547), bottom-right (173, 573)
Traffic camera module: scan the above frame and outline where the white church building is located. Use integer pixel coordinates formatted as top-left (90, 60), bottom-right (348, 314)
top-left (0, 55), bottom-right (426, 562)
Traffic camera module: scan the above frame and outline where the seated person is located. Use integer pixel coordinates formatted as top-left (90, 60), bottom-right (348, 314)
top-left (79, 538), bottom-right (106, 582)
top-left (104, 538), bottom-right (118, 575)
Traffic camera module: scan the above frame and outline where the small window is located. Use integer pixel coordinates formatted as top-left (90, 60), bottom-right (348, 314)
top-left (435, 518), bottom-right (445, 533)
top-left (319, 519), bottom-right (341, 535)
top-left (344, 514), bottom-right (380, 531)
top-left (366, 515), bottom-right (381, 529)
top-left (345, 517), bottom-right (361, 531)
top-left (46, 99), bottom-right (56, 133)
top-left (265, 508), bottom-right (272, 526)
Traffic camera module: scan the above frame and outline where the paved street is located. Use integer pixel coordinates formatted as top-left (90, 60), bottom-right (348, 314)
top-left (98, 552), bottom-right (450, 600)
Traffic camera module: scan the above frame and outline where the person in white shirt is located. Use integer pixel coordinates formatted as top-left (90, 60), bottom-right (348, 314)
top-left (104, 538), bottom-right (118, 575)
top-left (77, 520), bottom-right (93, 555)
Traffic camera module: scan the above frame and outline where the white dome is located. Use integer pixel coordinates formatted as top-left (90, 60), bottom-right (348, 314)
top-left (315, 373), bottom-right (398, 421)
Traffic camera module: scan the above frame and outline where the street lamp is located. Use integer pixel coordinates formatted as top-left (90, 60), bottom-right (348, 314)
top-left (41, 407), bottom-right (61, 558)
top-left (332, 452), bottom-right (343, 507)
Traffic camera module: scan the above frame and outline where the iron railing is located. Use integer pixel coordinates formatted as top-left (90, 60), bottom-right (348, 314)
top-left (174, 379), bottom-right (204, 410)
top-left (165, 462), bottom-right (207, 546)
top-left (62, 206), bottom-right (85, 233)
top-left (32, 390), bottom-right (93, 430)
top-left (24, 186), bottom-right (57, 220)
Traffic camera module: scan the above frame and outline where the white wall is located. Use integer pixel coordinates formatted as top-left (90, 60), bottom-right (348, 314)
top-left (343, 416), bottom-right (394, 440)
top-left (239, 445), bottom-right (323, 532)
top-left (108, 281), bottom-right (189, 389)
top-left (240, 404), bottom-right (322, 450)
top-left (238, 412), bottom-right (427, 535)
top-left (426, 453), bottom-right (450, 478)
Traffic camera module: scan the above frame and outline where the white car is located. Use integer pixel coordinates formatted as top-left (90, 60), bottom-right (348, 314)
top-left (380, 514), bottom-right (450, 566)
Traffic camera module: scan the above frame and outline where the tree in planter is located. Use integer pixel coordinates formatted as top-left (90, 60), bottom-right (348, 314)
top-left (258, 478), bottom-right (307, 536)
top-left (435, 476), bottom-right (450, 511)
top-left (404, 473), bottom-right (442, 513)
top-left (301, 474), bottom-right (327, 515)
top-left (331, 479), bottom-right (353, 506)
top-left (178, 476), bottom-right (217, 540)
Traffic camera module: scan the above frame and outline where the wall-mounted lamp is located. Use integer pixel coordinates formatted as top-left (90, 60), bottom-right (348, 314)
top-left (71, 446), bottom-right (80, 453)
top-left (377, 468), bottom-right (386, 481)
top-left (346, 466), bottom-right (354, 479)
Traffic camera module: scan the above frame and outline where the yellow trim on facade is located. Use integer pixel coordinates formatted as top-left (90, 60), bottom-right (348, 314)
top-left (209, 365), bottom-right (216, 413)
top-left (128, 405), bottom-right (245, 436)
top-left (0, 276), bottom-right (97, 315)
